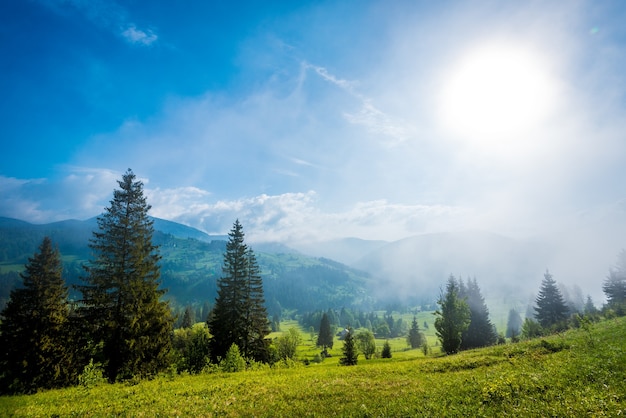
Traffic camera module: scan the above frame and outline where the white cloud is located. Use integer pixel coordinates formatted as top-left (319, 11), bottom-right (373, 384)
top-left (122, 26), bottom-right (158, 46)
top-left (38, 0), bottom-right (158, 47)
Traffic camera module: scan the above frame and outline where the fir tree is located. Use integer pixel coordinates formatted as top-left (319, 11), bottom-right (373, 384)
top-left (381, 340), bottom-right (392, 358)
top-left (506, 309), bottom-right (523, 339)
top-left (208, 220), bottom-right (270, 362)
top-left (534, 270), bottom-right (569, 330)
top-left (316, 312), bottom-right (334, 357)
top-left (603, 251), bottom-right (626, 314)
top-left (0, 237), bottom-right (75, 394)
top-left (77, 169), bottom-right (173, 382)
top-left (460, 278), bottom-right (497, 350)
top-left (434, 275), bottom-right (470, 355)
top-left (407, 316), bottom-right (424, 349)
top-left (181, 305), bottom-right (195, 329)
top-left (339, 328), bottom-right (358, 365)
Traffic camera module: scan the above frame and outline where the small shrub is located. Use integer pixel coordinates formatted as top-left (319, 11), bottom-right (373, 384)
top-left (78, 359), bottom-right (105, 389)
top-left (220, 344), bottom-right (246, 373)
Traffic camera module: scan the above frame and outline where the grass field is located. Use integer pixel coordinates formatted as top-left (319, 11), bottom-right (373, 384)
top-left (1, 317), bottom-right (625, 417)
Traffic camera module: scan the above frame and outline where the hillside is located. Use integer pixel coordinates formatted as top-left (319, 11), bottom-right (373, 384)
top-left (0, 217), bottom-right (374, 313)
top-left (2, 316), bottom-right (624, 416)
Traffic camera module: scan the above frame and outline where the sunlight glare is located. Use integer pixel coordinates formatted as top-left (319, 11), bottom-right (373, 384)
top-left (438, 43), bottom-right (557, 151)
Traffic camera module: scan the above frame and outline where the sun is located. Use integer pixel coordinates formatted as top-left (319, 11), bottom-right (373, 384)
top-left (438, 42), bottom-right (557, 150)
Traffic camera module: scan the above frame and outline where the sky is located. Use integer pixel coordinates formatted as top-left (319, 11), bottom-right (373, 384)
top-left (2, 0), bottom-right (626, 258)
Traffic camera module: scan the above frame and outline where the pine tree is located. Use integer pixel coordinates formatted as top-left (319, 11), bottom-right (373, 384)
top-left (0, 237), bottom-right (75, 394)
top-left (77, 169), bottom-right (173, 382)
top-left (381, 340), bottom-right (392, 358)
top-left (460, 278), bottom-right (497, 350)
top-left (316, 312), bottom-right (334, 357)
top-left (181, 305), bottom-right (195, 329)
top-left (407, 316), bottom-right (424, 349)
top-left (339, 328), bottom-right (358, 365)
top-left (434, 275), bottom-right (470, 355)
top-left (208, 220), bottom-right (270, 362)
top-left (534, 270), bottom-right (569, 330)
top-left (603, 252), bottom-right (626, 314)
top-left (506, 309), bottom-right (523, 339)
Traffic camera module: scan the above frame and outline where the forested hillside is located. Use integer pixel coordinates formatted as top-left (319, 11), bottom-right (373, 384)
top-left (0, 217), bottom-right (374, 313)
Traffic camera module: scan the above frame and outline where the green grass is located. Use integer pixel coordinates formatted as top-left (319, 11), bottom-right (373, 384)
top-left (2, 317), bottom-right (625, 417)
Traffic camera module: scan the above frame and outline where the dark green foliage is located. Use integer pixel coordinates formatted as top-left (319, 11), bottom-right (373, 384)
top-left (534, 270), bottom-right (569, 330)
top-left (208, 220), bottom-right (270, 363)
top-left (0, 237), bottom-right (76, 394)
top-left (339, 328), bottom-right (358, 365)
top-left (459, 278), bottom-right (497, 350)
top-left (407, 316), bottom-right (424, 349)
top-left (316, 312), bottom-right (334, 356)
top-left (77, 169), bottom-right (174, 382)
top-left (172, 323), bottom-right (211, 374)
top-left (381, 340), bottom-right (392, 358)
top-left (434, 275), bottom-right (470, 355)
top-left (506, 309), bottom-right (523, 339)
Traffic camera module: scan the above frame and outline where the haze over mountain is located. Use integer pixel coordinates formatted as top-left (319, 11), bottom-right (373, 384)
top-left (1, 215), bottom-right (617, 315)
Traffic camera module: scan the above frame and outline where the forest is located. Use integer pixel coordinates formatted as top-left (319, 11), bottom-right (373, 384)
top-left (1, 169), bottom-right (626, 401)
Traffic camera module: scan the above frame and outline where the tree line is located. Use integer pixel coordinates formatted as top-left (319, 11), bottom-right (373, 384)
top-left (0, 170), bottom-right (270, 394)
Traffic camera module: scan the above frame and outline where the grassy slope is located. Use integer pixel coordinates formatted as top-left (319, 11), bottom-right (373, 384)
top-left (2, 317), bottom-right (625, 417)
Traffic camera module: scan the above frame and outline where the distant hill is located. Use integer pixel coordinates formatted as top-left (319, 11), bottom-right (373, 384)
top-left (353, 230), bottom-right (552, 309)
top-left (0, 217), bottom-right (374, 313)
top-left (291, 237), bottom-right (389, 265)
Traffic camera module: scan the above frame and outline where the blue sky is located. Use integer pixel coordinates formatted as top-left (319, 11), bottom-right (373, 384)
top-left (2, 0), bottom-right (626, 255)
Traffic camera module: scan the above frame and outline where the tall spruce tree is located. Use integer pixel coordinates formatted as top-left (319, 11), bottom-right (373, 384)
top-left (208, 220), bottom-right (270, 362)
top-left (316, 312), bottom-right (334, 356)
top-left (407, 316), bottom-right (424, 349)
top-left (506, 308), bottom-right (523, 339)
top-left (434, 275), bottom-right (470, 355)
top-left (339, 328), bottom-right (358, 365)
top-left (77, 169), bottom-right (173, 382)
top-left (460, 278), bottom-right (497, 350)
top-left (603, 251), bottom-right (626, 314)
top-left (0, 237), bottom-right (75, 394)
top-left (534, 270), bottom-right (568, 330)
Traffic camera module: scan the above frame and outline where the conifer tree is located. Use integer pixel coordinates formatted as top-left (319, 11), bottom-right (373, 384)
top-left (181, 305), bottom-right (195, 329)
top-left (534, 270), bottom-right (569, 330)
top-left (0, 237), bottom-right (75, 394)
top-left (506, 308), bottom-right (523, 339)
top-left (316, 312), bottom-right (334, 357)
top-left (434, 275), bottom-right (470, 355)
top-left (339, 328), bottom-right (358, 365)
top-left (603, 251), bottom-right (626, 314)
top-left (460, 278), bottom-right (497, 349)
top-left (381, 340), bottom-right (392, 358)
top-left (208, 220), bottom-right (270, 362)
top-left (77, 169), bottom-right (173, 382)
top-left (407, 316), bottom-right (424, 349)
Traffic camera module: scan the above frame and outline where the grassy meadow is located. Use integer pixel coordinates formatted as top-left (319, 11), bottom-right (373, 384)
top-left (1, 317), bottom-right (625, 417)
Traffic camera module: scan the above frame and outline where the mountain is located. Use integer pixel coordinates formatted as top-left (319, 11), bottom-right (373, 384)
top-left (290, 237), bottom-right (389, 265)
top-left (0, 217), bottom-right (374, 313)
